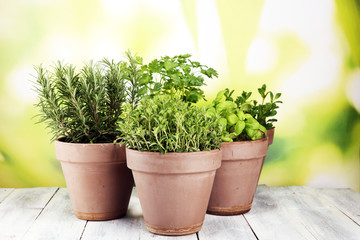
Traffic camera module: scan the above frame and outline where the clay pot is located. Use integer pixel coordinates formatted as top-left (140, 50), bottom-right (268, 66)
top-left (126, 148), bottom-right (222, 236)
top-left (267, 127), bottom-right (275, 145)
top-left (207, 137), bottom-right (268, 215)
top-left (55, 139), bottom-right (134, 220)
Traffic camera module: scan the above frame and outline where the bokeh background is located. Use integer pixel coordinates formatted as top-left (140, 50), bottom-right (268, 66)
top-left (0, 0), bottom-right (359, 191)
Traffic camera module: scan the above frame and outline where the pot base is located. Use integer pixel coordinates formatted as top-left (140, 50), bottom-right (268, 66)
top-left (207, 203), bottom-right (252, 216)
top-left (75, 210), bottom-right (126, 221)
top-left (145, 222), bottom-right (203, 236)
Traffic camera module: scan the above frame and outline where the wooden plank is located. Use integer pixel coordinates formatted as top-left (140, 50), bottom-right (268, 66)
top-left (0, 187), bottom-right (58, 239)
top-left (244, 185), bottom-right (316, 240)
top-left (246, 186), bottom-right (360, 240)
top-left (0, 188), bottom-right (14, 203)
top-left (22, 188), bottom-right (87, 240)
top-left (197, 214), bottom-right (257, 240)
top-left (317, 188), bottom-right (360, 225)
top-left (82, 188), bottom-right (197, 240)
top-left (81, 189), bottom-right (142, 240)
top-left (139, 221), bottom-right (197, 240)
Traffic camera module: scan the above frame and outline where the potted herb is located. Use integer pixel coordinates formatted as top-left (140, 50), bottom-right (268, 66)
top-left (237, 84), bottom-right (282, 145)
top-left (33, 56), bottom-right (138, 220)
top-left (206, 88), bottom-right (268, 215)
top-left (254, 84), bottom-right (282, 145)
top-left (144, 54), bottom-right (218, 103)
top-left (119, 94), bottom-right (222, 235)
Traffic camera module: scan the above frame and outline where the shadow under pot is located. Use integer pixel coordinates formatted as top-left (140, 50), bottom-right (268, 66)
top-left (126, 148), bottom-right (222, 236)
top-left (55, 139), bottom-right (134, 220)
top-left (207, 137), bottom-right (268, 215)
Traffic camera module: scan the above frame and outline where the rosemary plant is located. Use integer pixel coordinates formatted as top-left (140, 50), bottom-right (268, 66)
top-left (34, 59), bottom-right (127, 143)
top-left (121, 51), bottom-right (149, 110)
top-left (119, 94), bottom-right (222, 154)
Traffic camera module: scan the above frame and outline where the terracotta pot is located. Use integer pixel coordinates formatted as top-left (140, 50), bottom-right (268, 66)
top-left (267, 127), bottom-right (275, 145)
top-left (55, 139), bottom-right (134, 220)
top-left (126, 148), bottom-right (222, 236)
top-left (207, 137), bottom-right (268, 215)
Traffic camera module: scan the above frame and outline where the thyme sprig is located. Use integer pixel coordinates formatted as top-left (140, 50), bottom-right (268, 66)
top-left (119, 94), bottom-right (222, 154)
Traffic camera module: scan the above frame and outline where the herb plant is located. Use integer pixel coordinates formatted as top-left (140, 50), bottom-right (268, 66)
top-left (119, 94), bottom-right (222, 153)
top-left (207, 89), bottom-right (267, 142)
top-left (34, 59), bottom-right (128, 143)
top-left (121, 51), bottom-right (149, 110)
top-left (230, 84), bottom-right (282, 129)
top-left (252, 84), bottom-right (282, 129)
top-left (145, 54), bottom-right (218, 103)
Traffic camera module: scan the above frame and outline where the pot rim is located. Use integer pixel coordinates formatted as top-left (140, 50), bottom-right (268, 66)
top-left (55, 137), bottom-right (122, 146)
top-left (126, 148), bottom-right (222, 174)
top-left (55, 138), bottom-right (126, 163)
top-left (221, 136), bottom-right (267, 146)
top-left (125, 148), bottom-right (221, 156)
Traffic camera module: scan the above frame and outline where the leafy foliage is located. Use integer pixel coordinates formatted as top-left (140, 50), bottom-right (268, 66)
top-left (121, 51), bottom-right (149, 110)
top-left (252, 84), bottom-right (282, 129)
top-left (34, 58), bottom-right (129, 143)
top-left (144, 54), bottom-right (218, 103)
top-left (118, 94), bottom-right (222, 153)
top-left (207, 89), bottom-right (267, 142)
top-left (232, 84), bottom-right (282, 129)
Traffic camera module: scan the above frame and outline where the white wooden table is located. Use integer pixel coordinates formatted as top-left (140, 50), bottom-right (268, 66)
top-left (0, 185), bottom-right (359, 240)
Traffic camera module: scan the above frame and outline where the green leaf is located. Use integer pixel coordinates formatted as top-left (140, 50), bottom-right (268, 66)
top-left (214, 89), bottom-right (226, 104)
top-left (138, 86), bottom-right (147, 96)
top-left (221, 136), bottom-right (233, 142)
top-left (258, 124), bottom-right (267, 137)
top-left (241, 103), bottom-right (252, 111)
top-left (227, 113), bottom-right (239, 127)
top-left (186, 93), bottom-right (199, 103)
top-left (269, 110), bottom-right (277, 116)
top-left (234, 121), bottom-right (245, 135)
top-left (153, 82), bottom-right (162, 91)
top-left (217, 117), bottom-right (227, 129)
top-left (216, 101), bottom-right (236, 112)
top-left (164, 60), bottom-right (177, 71)
top-left (228, 132), bottom-right (238, 139)
top-left (236, 111), bottom-right (245, 121)
top-left (202, 68), bottom-right (218, 78)
top-left (206, 107), bottom-right (216, 116)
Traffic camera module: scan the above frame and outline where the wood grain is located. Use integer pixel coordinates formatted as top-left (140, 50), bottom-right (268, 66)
top-left (318, 188), bottom-right (360, 225)
top-left (1, 186), bottom-right (359, 240)
top-left (0, 187), bottom-right (58, 239)
top-left (82, 188), bottom-right (197, 240)
top-left (198, 214), bottom-right (257, 240)
top-left (0, 188), bottom-right (14, 203)
top-left (22, 188), bottom-right (87, 240)
top-left (245, 185), bottom-right (360, 240)
top-left (244, 185), bottom-right (316, 240)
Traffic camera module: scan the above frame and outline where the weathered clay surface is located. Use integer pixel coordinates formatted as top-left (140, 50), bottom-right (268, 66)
top-left (127, 149), bottom-right (222, 236)
top-left (55, 140), bottom-right (134, 220)
top-left (267, 128), bottom-right (275, 145)
top-left (207, 138), bottom-right (268, 215)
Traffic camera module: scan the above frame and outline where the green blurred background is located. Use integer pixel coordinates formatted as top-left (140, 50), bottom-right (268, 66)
top-left (0, 0), bottom-right (359, 191)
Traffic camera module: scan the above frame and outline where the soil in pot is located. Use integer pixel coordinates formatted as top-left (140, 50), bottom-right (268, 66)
top-left (126, 148), bottom-right (222, 236)
top-left (55, 140), bottom-right (134, 220)
top-left (207, 137), bottom-right (268, 215)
